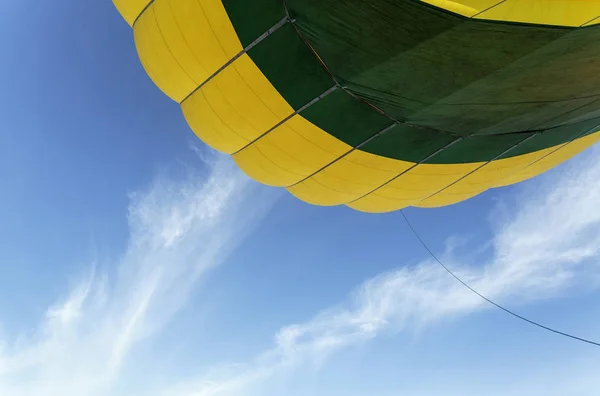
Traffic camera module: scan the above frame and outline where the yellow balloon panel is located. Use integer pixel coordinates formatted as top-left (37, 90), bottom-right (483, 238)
top-left (476, 0), bottom-right (600, 27)
top-left (288, 150), bottom-right (413, 206)
top-left (232, 116), bottom-right (348, 187)
top-left (234, 142), bottom-right (309, 187)
top-left (181, 49), bottom-right (298, 152)
top-left (132, 0), bottom-right (243, 102)
top-left (419, 0), bottom-right (496, 17)
top-left (494, 131), bottom-right (600, 188)
top-left (348, 163), bottom-right (481, 212)
top-left (112, 0), bottom-right (151, 26)
top-left (418, 0), bottom-right (600, 26)
top-left (134, 5), bottom-right (197, 102)
top-left (114, 0), bottom-right (600, 213)
top-left (182, 88), bottom-right (251, 153)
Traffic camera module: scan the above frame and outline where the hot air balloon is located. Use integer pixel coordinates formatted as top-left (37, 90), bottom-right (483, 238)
top-left (112, 0), bottom-right (600, 213)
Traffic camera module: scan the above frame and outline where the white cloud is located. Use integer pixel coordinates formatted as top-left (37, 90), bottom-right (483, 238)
top-left (0, 152), bottom-right (276, 396)
top-left (2, 144), bottom-right (600, 396)
top-left (162, 148), bottom-right (600, 396)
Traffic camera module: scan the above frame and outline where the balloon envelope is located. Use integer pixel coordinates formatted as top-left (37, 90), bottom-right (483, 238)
top-left (113, 0), bottom-right (600, 212)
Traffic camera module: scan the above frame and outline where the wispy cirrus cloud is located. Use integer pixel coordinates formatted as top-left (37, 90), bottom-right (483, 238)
top-left (2, 145), bottom-right (600, 396)
top-left (0, 152), bottom-right (276, 396)
top-left (163, 148), bottom-right (600, 396)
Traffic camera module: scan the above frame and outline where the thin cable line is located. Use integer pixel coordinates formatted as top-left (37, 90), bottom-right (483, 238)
top-left (400, 210), bottom-right (600, 348)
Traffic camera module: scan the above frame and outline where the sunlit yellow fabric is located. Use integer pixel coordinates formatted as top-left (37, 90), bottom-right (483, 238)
top-left (288, 151), bottom-right (413, 206)
top-left (420, 0), bottom-right (600, 26)
top-left (114, 0), bottom-right (600, 214)
top-left (349, 131), bottom-right (600, 212)
top-left (420, 0), bottom-right (495, 17)
top-left (349, 162), bottom-right (481, 213)
top-left (131, 0), bottom-right (244, 102)
top-left (113, 0), bottom-right (151, 26)
top-left (233, 115), bottom-right (349, 186)
top-left (494, 131), bottom-right (600, 188)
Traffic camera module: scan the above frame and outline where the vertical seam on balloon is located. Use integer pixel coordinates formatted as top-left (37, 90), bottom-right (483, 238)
top-left (152, 2), bottom-right (199, 92)
top-left (280, 0), bottom-right (475, 201)
top-left (342, 86), bottom-right (461, 137)
top-left (179, 15), bottom-right (290, 105)
top-left (166, 0), bottom-right (211, 79)
top-left (416, 132), bottom-right (540, 204)
top-left (184, 90), bottom-right (242, 149)
top-left (293, 170), bottom-right (373, 195)
top-left (251, 145), bottom-right (303, 181)
top-left (282, 0), bottom-right (462, 139)
top-left (133, 14), bottom-right (161, 86)
top-left (231, 85), bottom-right (340, 155)
top-left (280, 0), bottom-right (591, 205)
top-left (184, 1), bottom-right (290, 138)
top-left (282, 0), bottom-right (343, 86)
top-left (457, 32), bottom-right (591, 138)
top-left (173, 8), bottom-right (341, 160)
top-left (526, 99), bottom-right (600, 133)
top-left (492, 122), bottom-right (600, 187)
top-left (581, 15), bottom-right (600, 27)
top-left (471, 0), bottom-right (507, 19)
top-left (192, 0), bottom-right (286, 123)
top-left (253, 144), bottom-right (308, 178)
top-left (234, 0), bottom-right (470, 183)
top-left (192, 88), bottom-right (253, 148)
top-left (133, 0), bottom-right (156, 28)
top-left (477, 100), bottom-right (600, 178)
top-left (279, 120), bottom-right (346, 158)
top-left (345, 137), bottom-right (465, 205)
top-left (195, 0), bottom-right (238, 59)
top-left (283, 0), bottom-right (566, 142)
top-left (191, 73), bottom-right (263, 142)
top-left (245, 122), bottom-right (339, 175)
top-left (286, 122), bottom-right (400, 188)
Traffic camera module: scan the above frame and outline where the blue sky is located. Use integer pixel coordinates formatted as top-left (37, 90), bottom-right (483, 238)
top-left (1, 1), bottom-right (599, 395)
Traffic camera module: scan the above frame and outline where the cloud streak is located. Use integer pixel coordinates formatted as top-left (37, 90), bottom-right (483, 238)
top-left (165, 148), bottom-right (600, 396)
top-left (0, 153), bottom-right (276, 396)
top-left (2, 146), bottom-right (600, 396)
